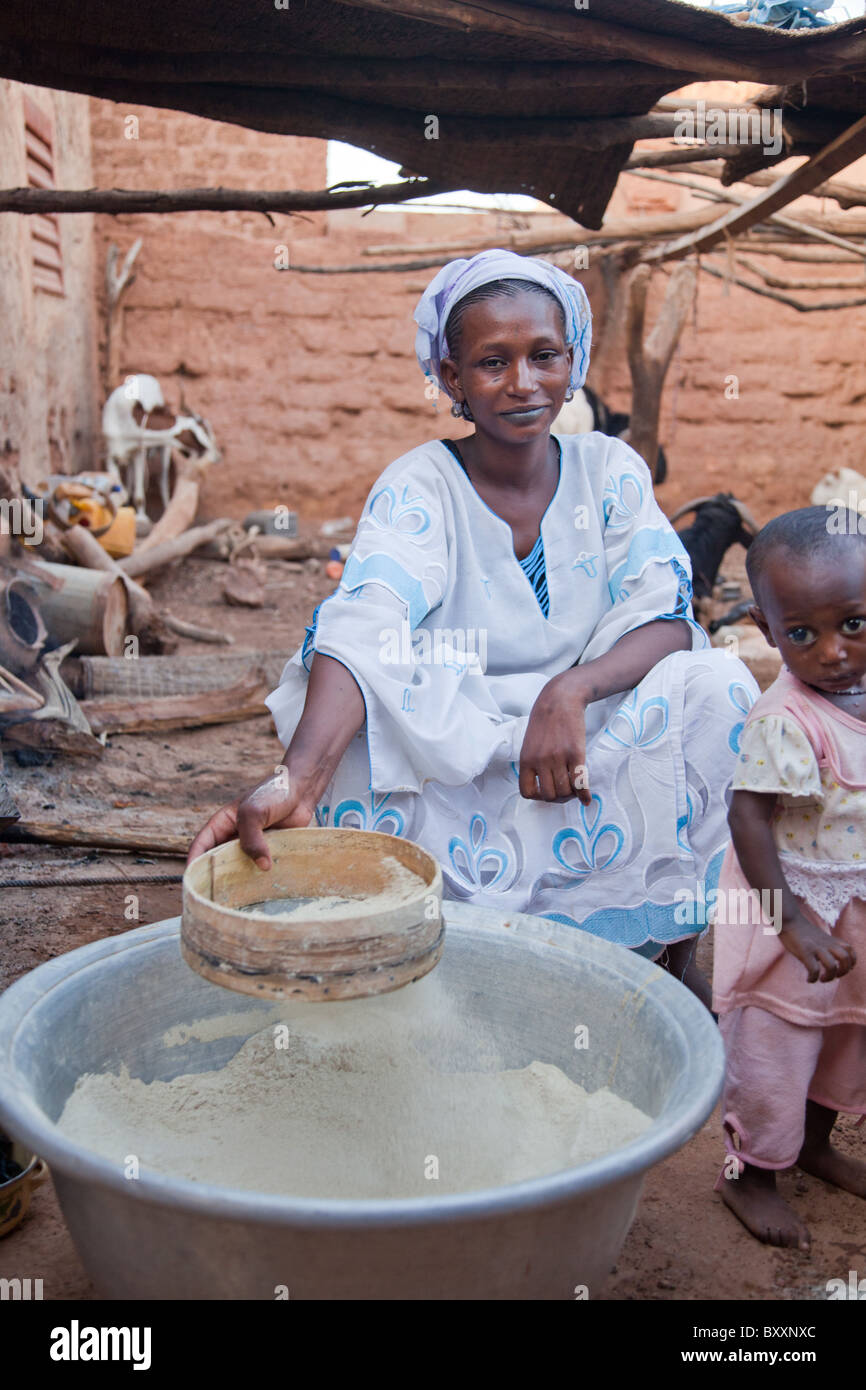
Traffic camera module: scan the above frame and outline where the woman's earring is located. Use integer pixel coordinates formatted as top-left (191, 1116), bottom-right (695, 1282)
top-left (461, 401), bottom-right (474, 422)
top-left (450, 400), bottom-right (463, 418)
top-left (564, 386), bottom-right (575, 402)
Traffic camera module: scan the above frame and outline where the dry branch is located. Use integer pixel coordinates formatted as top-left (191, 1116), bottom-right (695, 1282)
top-left (651, 158), bottom-right (866, 210)
top-left (161, 614), bottom-right (234, 645)
top-left (625, 262), bottom-right (696, 478)
top-left (641, 115), bottom-right (866, 264)
top-left (105, 239), bottom-right (141, 395)
top-left (698, 259), bottom-right (866, 312)
top-left (119, 518), bottom-right (233, 579)
top-left (625, 146), bottom-right (746, 170)
top-left (0, 178), bottom-right (452, 216)
top-left (730, 254), bottom-right (866, 290)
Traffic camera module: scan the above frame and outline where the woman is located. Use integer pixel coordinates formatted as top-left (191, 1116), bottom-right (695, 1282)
top-left (189, 249), bottom-right (758, 992)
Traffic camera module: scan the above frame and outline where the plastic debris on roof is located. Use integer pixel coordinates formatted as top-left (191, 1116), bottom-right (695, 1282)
top-left (716, 1), bottom-right (835, 28)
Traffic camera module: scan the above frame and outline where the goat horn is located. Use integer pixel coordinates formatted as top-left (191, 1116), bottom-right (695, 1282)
top-left (668, 496), bottom-right (718, 525)
top-left (729, 498), bottom-right (761, 534)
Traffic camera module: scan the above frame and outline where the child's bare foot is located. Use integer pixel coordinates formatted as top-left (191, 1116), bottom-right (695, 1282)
top-left (798, 1144), bottom-right (866, 1197)
top-left (798, 1100), bottom-right (866, 1197)
top-left (719, 1163), bottom-right (811, 1251)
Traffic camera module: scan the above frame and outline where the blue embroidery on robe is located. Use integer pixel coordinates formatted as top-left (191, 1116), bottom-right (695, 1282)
top-left (603, 692), bottom-right (670, 749)
top-left (727, 680), bottom-right (756, 754)
top-left (341, 552), bottom-right (431, 630)
top-left (333, 792), bottom-right (405, 837)
top-left (448, 813), bottom-right (511, 890)
top-left (603, 472), bottom-right (645, 528)
top-left (571, 551), bottom-right (599, 578)
top-left (676, 790), bottom-right (695, 855)
top-left (301, 601), bottom-right (324, 671)
top-left (552, 796), bottom-right (624, 880)
top-left (367, 484), bottom-right (431, 536)
top-left (607, 528), bottom-right (692, 605)
top-left (539, 847), bottom-right (725, 947)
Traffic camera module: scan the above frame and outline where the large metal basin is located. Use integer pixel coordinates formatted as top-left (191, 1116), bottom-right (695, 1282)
top-left (0, 905), bottom-right (723, 1300)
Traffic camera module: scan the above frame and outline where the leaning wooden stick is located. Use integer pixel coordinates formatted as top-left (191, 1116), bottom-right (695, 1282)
top-left (120, 518), bottom-right (233, 579)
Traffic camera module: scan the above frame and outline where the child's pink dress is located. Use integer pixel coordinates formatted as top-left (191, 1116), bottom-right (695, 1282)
top-left (712, 666), bottom-right (866, 1169)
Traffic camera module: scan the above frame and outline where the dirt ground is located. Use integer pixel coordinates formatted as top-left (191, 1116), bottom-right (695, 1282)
top-left (1, 551), bottom-right (863, 1302)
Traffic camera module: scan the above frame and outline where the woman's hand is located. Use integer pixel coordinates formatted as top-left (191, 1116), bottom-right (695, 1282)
top-left (779, 910), bottom-right (857, 984)
top-left (188, 652), bottom-right (367, 872)
top-left (519, 669), bottom-right (591, 804)
top-left (186, 757), bottom-right (326, 871)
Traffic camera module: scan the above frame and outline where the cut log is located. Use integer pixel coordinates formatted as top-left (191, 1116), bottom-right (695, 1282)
top-left (68, 651), bottom-right (289, 700)
top-left (80, 669), bottom-right (273, 733)
top-left (55, 521), bottom-right (178, 653)
top-left (243, 535), bottom-right (334, 561)
top-left (2, 640), bottom-right (103, 757)
top-left (2, 718), bottom-right (103, 757)
top-left (0, 573), bottom-right (48, 672)
top-left (23, 559), bottom-right (128, 657)
top-left (0, 750), bottom-right (20, 829)
top-left (4, 807), bottom-right (198, 855)
top-left (120, 518), bottom-right (233, 579)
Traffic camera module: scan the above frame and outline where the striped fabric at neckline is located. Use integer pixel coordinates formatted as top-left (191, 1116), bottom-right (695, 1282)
top-left (518, 533), bottom-right (549, 617)
top-left (440, 437), bottom-right (554, 618)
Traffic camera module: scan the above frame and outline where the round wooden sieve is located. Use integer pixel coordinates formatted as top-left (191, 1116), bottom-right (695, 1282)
top-left (182, 828), bottom-right (444, 1002)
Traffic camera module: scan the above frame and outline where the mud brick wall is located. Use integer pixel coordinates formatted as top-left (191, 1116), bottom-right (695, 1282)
top-left (0, 81), bottom-right (98, 490)
top-left (89, 96), bottom-right (866, 529)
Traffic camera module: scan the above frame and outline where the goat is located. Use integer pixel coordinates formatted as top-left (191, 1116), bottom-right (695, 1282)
top-left (670, 493), bottom-right (760, 621)
top-left (553, 385), bottom-right (668, 484)
top-left (810, 467), bottom-right (866, 518)
top-left (102, 374), bottom-right (220, 524)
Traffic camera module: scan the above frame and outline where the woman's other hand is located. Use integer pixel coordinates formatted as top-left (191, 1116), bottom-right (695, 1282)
top-left (520, 669), bottom-right (591, 805)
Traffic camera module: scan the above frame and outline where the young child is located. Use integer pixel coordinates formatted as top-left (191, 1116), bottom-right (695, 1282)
top-left (713, 505), bottom-right (866, 1252)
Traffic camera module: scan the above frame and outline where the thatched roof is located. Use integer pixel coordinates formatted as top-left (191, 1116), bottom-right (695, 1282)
top-left (3, 0), bottom-right (866, 224)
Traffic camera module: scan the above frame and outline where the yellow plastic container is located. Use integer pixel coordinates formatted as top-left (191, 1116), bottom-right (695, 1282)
top-left (95, 505), bottom-right (136, 559)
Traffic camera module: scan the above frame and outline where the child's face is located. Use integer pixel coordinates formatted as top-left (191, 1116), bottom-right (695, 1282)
top-left (750, 547), bottom-right (866, 694)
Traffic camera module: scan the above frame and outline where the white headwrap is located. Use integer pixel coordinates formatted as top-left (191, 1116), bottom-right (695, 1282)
top-left (414, 248), bottom-right (592, 398)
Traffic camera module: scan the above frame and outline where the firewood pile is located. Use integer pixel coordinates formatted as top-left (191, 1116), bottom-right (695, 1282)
top-left (0, 450), bottom-right (342, 810)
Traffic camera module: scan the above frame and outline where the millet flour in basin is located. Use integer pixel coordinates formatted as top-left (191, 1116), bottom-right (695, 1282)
top-left (56, 974), bottom-right (652, 1199)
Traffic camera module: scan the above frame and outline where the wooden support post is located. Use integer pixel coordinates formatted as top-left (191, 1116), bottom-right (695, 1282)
top-left (625, 261), bottom-right (696, 481)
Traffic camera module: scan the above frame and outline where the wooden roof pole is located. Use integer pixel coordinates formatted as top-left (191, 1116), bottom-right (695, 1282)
top-left (640, 114), bottom-right (866, 264)
top-left (334, 0), bottom-right (866, 84)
